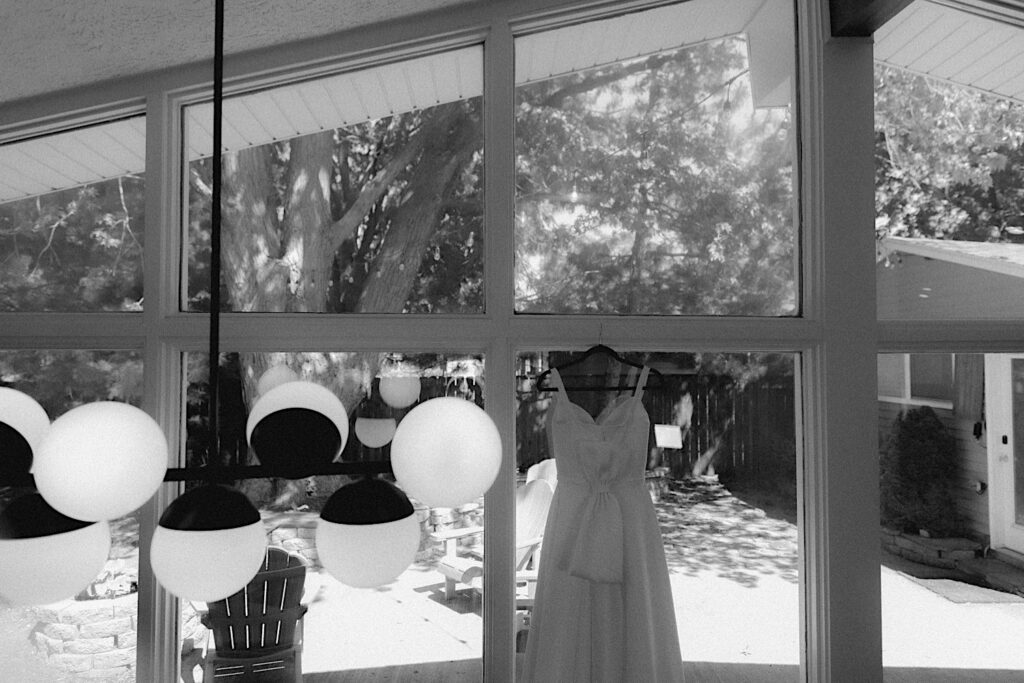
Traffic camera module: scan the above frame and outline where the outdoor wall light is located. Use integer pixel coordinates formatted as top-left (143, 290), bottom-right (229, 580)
top-left (246, 380), bottom-right (349, 479)
top-left (317, 477), bottom-right (420, 588)
top-left (391, 397), bottom-right (502, 508)
top-left (379, 375), bottom-right (422, 409)
top-left (0, 493), bottom-right (111, 606)
top-left (354, 416), bottom-right (398, 449)
top-left (33, 401), bottom-right (167, 522)
top-left (150, 484), bottom-right (266, 602)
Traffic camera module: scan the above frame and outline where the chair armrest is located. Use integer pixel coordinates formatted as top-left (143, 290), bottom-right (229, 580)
top-left (431, 525), bottom-right (484, 558)
top-left (430, 525), bottom-right (484, 542)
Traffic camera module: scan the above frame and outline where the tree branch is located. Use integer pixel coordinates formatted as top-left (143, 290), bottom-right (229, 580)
top-left (325, 105), bottom-right (466, 257)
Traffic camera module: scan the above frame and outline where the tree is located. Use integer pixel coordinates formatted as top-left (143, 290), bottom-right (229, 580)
top-left (874, 64), bottom-right (1024, 246)
top-left (0, 177), bottom-right (145, 311)
top-left (514, 38), bottom-right (796, 316)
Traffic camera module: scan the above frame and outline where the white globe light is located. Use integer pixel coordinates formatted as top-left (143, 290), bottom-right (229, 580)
top-left (246, 381), bottom-right (348, 479)
top-left (354, 417), bottom-right (397, 448)
top-left (317, 478), bottom-right (420, 588)
top-left (151, 485), bottom-right (267, 602)
top-left (0, 493), bottom-right (110, 606)
top-left (379, 376), bottom-right (421, 409)
top-left (391, 397), bottom-right (501, 508)
top-left (34, 402), bottom-right (167, 521)
top-left (151, 524), bottom-right (266, 602)
top-left (256, 365), bottom-right (299, 396)
top-left (318, 516), bottom-right (419, 589)
top-left (0, 387), bottom-right (50, 477)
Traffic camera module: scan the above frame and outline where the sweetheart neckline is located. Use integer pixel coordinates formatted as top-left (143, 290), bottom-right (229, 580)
top-left (557, 392), bottom-right (642, 425)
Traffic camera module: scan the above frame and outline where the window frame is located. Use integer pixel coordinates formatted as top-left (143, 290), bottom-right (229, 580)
top-left (0, 0), bottom-right (966, 680)
top-left (878, 352), bottom-right (955, 409)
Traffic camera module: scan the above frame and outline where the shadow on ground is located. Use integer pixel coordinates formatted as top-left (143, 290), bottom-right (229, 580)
top-left (657, 477), bottom-right (799, 588)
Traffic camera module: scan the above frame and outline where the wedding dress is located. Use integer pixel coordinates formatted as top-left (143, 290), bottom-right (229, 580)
top-left (521, 367), bottom-right (683, 682)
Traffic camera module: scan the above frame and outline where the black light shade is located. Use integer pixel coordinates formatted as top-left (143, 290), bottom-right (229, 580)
top-left (316, 478), bottom-right (420, 588)
top-left (0, 493), bottom-right (111, 605)
top-left (0, 492), bottom-right (90, 539)
top-left (157, 484), bottom-right (261, 531)
top-left (0, 422), bottom-right (33, 480)
top-left (249, 407), bottom-right (343, 479)
top-left (321, 477), bottom-right (414, 525)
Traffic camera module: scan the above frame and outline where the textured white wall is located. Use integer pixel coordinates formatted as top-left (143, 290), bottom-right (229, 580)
top-left (0, 0), bottom-right (468, 105)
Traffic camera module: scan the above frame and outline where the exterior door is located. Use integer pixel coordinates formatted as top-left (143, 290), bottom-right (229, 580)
top-left (986, 354), bottom-right (1024, 554)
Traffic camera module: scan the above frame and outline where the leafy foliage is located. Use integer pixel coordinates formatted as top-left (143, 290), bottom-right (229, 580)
top-left (0, 177), bottom-right (145, 311)
top-left (875, 65), bottom-right (1024, 246)
top-left (880, 406), bottom-right (962, 537)
top-left (515, 38), bottom-right (796, 315)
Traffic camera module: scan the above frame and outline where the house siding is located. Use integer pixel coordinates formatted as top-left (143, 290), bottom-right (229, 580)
top-left (877, 254), bottom-right (1024, 320)
top-left (878, 400), bottom-right (989, 542)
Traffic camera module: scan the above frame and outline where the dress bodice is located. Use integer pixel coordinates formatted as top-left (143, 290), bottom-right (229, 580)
top-left (547, 367), bottom-right (650, 488)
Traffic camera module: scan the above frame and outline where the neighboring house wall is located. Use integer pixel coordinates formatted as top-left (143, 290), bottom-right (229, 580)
top-left (878, 400), bottom-right (989, 542)
top-left (877, 254), bottom-right (1024, 319)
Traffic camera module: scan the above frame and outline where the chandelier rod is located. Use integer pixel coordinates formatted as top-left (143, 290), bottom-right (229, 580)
top-left (207, 0), bottom-right (225, 469)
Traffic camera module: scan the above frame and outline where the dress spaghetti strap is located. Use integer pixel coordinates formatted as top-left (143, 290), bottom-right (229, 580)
top-left (633, 366), bottom-right (651, 400)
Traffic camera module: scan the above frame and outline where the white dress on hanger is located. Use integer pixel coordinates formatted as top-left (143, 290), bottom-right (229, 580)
top-left (522, 367), bottom-right (684, 682)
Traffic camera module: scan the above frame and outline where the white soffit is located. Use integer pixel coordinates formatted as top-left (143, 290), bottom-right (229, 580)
top-left (514, 0), bottom-right (791, 108)
top-left (184, 45), bottom-right (483, 160)
top-left (876, 0), bottom-right (1024, 104)
top-left (1, 0), bottom-right (798, 205)
top-left (0, 47), bottom-right (483, 205)
top-left (0, 118), bottom-right (147, 205)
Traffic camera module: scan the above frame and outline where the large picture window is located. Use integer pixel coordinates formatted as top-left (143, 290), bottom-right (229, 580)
top-left (184, 47), bottom-right (484, 314)
top-left (5, 0), bottom-right (946, 679)
top-left (513, 1), bottom-right (797, 315)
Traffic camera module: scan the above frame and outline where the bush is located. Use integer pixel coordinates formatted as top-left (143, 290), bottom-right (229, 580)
top-left (880, 406), bottom-right (961, 537)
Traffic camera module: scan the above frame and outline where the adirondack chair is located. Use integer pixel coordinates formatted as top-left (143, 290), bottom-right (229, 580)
top-left (433, 475), bottom-right (554, 607)
top-left (200, 546), bottom-right (308, 683)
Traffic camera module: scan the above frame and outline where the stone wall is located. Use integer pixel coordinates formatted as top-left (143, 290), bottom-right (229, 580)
top-left (30, 593), bottom-right (137, 682)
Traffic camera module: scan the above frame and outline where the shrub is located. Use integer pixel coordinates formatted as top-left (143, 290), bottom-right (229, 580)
top-left (880, 406), bottom-right (961, 537)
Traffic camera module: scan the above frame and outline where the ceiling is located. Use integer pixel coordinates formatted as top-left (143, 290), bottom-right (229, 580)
top-left (0, 0), bottom-right (469, 107)
top-left (4, 0), bottom-right (1024, 110)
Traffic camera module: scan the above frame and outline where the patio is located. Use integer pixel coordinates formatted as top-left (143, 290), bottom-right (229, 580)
top-left (9, 477), bottom-right (1024, 681)
top-left (293, 477), bottom-right (1024, 682)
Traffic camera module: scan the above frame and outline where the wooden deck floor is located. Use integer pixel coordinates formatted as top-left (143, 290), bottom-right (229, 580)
top-left (302, 660), bottom-right (1024, 682)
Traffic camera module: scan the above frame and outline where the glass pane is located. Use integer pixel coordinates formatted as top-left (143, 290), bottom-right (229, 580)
top-left (184, 46), bottom-right (484, 314)
top-left (180, 351), bottom-right (485, 681)
top-left (880, 352), bottom-right (1024, 679)
top-left (0, 349), bottom-right (143, 682)
top-left (875, 63), bottom-right (1024, 321)
top-left (877, 354), bottom-right (906, 399)
top-left (515, 350), bottom-right (799, 679)
top-left (909, 354), bottom-right (952, 403)
top-left (0, 118), bottom-right (146, 312)
top-left (514, 1), bottom-right (798, 315)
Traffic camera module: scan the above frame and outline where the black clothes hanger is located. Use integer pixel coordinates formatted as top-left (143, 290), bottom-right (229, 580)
top-left (535, 344), bottom-right (663, 392)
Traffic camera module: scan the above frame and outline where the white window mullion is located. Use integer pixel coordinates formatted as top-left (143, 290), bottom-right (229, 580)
top-left (136, 86), bottom-right (184, 683)
top-left (800, 0), bottom-right (881, 679)
top-left (483, 17), bottom-right (518, 683)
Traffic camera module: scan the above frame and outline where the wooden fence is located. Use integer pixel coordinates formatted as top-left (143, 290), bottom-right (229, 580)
top-left (516, 377), bottom-right (796, 481)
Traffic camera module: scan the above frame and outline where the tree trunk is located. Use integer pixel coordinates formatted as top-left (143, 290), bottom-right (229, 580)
top-left (690, 416), bottom-right (734, 477)
top-left (283, 132), bottom-right (335, 312)
top-left (221, 145), bottom-right (288, 311)
top-left (356, 108), bottom-right (480, 312)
